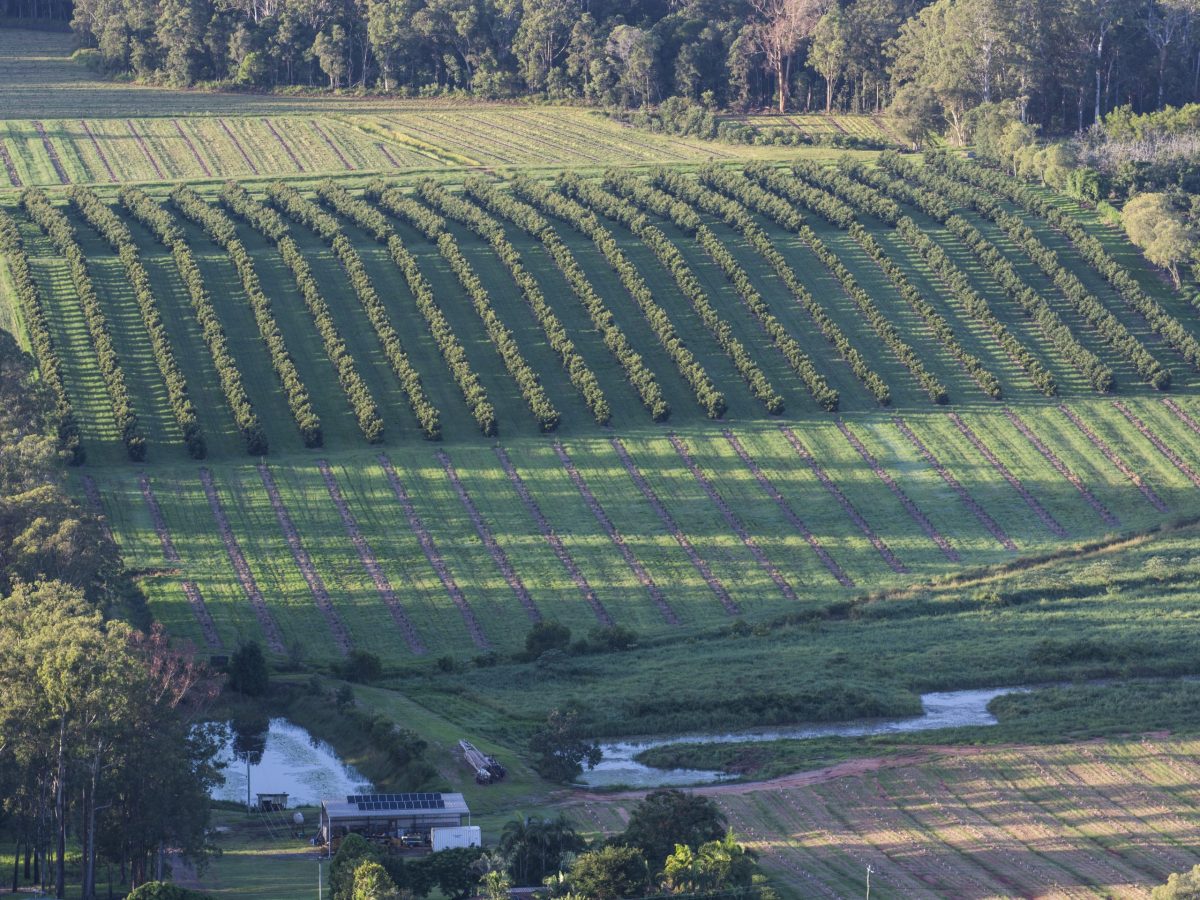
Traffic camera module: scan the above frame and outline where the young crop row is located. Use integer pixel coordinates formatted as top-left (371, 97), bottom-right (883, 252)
top-left (721, 430), bottom-right (853, 586)
top-left (777, 162), bottom-right (1000, 398)
top-left (614, 168), bottom-right (830, 410)
top-left (377, 453), bottom-right (489, 649)
top-left (20, 189), bottom-right (145, 459)
top-left (415, 179), bottom-right (611, 425)
top-left (32, 121), bottom-right (69, 183)
top-left (0, 142), bottom-right (22, 187)
top-left (692, 165), bottom-right (898, 403)
top-left (742, 164), bottom-right (950, 404)
top-left (668, 433), bottom-right (797, 603)
top-left (886, 153), bottom-right (1165, 390)
top-left (315, 181), bottom-right (496, 436)
top-left (561, 172), bottom-right (783, 414)
top-left (552, 441), bottom-right (678, 625)
top-left (199, 466), bottom-right (286, 653)
top-left (463, 177), bottom-right (669, 421)
top-left (318, 459), bottom-right (425, 654)
top-left (268, 181), bottom-right (440, 439)
top-left (1058, 404), bottom-right (1167, 512)
top-left (779, 425), bottom-right (908, 572)
top-left (258, 464), bottom-right (353, 654)
top-left (436, 449), bottom-right (540, 623)
top-left (69, 186), bottom-right (205, 458)
top-left (610, 436), bottom-right (739, 614)
top-left (509, 175), bottom-right (725, 418)
top-left (892, 416), bottom-right (1017, 551)
top-left (170, 185), bottom-right (322, 446)
top-left (1112, 400), bottom-right (1200, 488)
top-left (119, 186), bottom-right (267, 454)
top-left (929, 152), bottom-right (1200, 372)
top-left (367, 180), bottom-right (560, 431)
top-left (0, 207), bottom-right (82, 461)
top-left (494, 445), bottom-right (613, 627)
top-left (223, 182), bottom-right (384, 442)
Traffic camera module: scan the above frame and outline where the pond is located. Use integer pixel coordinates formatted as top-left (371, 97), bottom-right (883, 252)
top-left (211, 718), bottom-right (371, 807)
top-left (579, 686), bottom-right (1028, 788)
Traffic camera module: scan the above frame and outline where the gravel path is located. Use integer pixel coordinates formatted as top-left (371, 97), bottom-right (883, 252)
top-left (553, 442), bottom-right (678, 625)
top-left (378, 453), bottom-right (489, 648)
top-left (494, 446), bottom-right (613, 626)
top-left (257, 464), bottom-right (352, 655)
top-left (318, 459), bottom-right (425, 654)
top-left (199, 467), bottom-right (285, 653)
top-left (611, 437), bottom-right (738, 616)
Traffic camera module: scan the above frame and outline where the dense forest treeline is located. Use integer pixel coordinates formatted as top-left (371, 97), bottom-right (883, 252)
top-left (2, 0), bottom-right (1195, 134)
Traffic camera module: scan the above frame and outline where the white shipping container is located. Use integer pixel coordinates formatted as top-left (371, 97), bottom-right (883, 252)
top-left (431, 825), bottom-right (482, 852)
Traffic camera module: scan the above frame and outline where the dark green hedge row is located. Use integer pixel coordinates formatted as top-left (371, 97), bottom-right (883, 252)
top-left (268, 181), bottom-right (440, 440)
top-left (415, 179), bottom-right (611, 425)
top-left (892, 153), bottom-right (1169, 390)
top-left (738, 165), bottom-right (949, 404)
top-left (560, 172), bottom-right (780, 414)
top-left (314, 182), bottom-right (496, 436)
top-left (21, 188), bottom-right (145, 460)
top-left (462, 177), bottom-right (669, 422)
top-left (69, 186), bottom-right (206, 458)
top-left (510, 174), bottom-right (726, 418)
top-left (366, 180), bottom-right (560, 432)
top-left (791, 159), bottom-right (902, 225)
top-left (118, 186), bottom-right (267, 454)
top-left (224, 182), bottom-right (383, 443)
top-left (631, 167), bottom-right (849, 409)
top-left (170, 185), bottom-right (322, 447)
top-left (928, 151), bottom-right (1200, 372)
top-left (675, 165), bottom-right (893, 406)
top-left (0, 207), bottom-right (82, 462)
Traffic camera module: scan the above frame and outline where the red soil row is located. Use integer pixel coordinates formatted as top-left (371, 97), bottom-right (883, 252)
top-left (217, 120), bottom-right (259, 174)
top-left (1162, 397), bottom-right (1200, 437)
top-left (436, 450), bottom-right (541, 624)
top-left (493, 446), bottom-right (613, 627)
top-left (375, 143), bottom-right (403, 168)
top-left (263, 118), bottom-right (305, 172)
top-left (553, 442), bottom-right (678, 626)
top-left (139, 471), bottom-right (181, 563)
top-left (125, 120), bottom-right (164, 179)
top-left (32, 121), bottom-right (69, 183)
top-left (1059, 404), bottom-right (1167, 512)
top-left (722, 430), bottom-right (854, 587)
top-left (317, 459), bottom-right (425, 655)
top-left (893, 416), bottom-right (1017, 551)
top-left (668, 433), bottom-right (794, 604)
top-left (0, 141), bottom-right (19, 186)
top-left (836, 420), bottom-right (960, 561)
top-left (311, 121), bottom-right (354, 170)
top-left (780, 426), bottom-right (908, 573)
top-left (1003, 408), bottom-right (1118, 527)
top-left (947, 412), bottom-right (1067, 538)
top-left (1114, 400), bottom-right (1200, 488)
top-left (198, 467), bottom-right (285, 653)
top-left (257, 464), bottom-right (352, 656)
top-left (179, 580), bottom-right (223, 649)
top-left (378, 454), bottom-right (489, 649)
top-left (78, 120), bottom-right (116, 182)
top-left (172, 121), bottom-right (212, 177)
top-left (611, 437), bottom-right (739, 615)
top-left (79, 474), bottom-right (113, 544)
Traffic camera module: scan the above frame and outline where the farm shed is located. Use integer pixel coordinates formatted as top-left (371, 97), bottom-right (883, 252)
top-left (317, 793), bottom-right (471, 854)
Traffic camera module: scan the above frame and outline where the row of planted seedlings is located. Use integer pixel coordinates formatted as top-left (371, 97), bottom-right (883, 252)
top-left (879, 152), bottom-right (1168, 390)
top-left (607, 168), bottom-right (844, 410)
top-left (118, 186), bottom-right (268, 454)
top-left (68, 186), bottom-right (206, 458)
top-left (20, 188), bottom-right (146, 459)
top-left (170, 184), bottom-right (323, 446)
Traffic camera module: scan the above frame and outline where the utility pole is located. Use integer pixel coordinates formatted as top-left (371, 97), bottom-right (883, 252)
top-left (318, 859), bottom-right (323, 900)
top-left (865, 864), bottom-right (874, 900)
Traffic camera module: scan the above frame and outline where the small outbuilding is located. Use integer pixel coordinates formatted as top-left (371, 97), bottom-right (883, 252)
top-left (317, 792), bottom-right (471, 855)
top-left (256, 792), bottom-right (289, 812)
